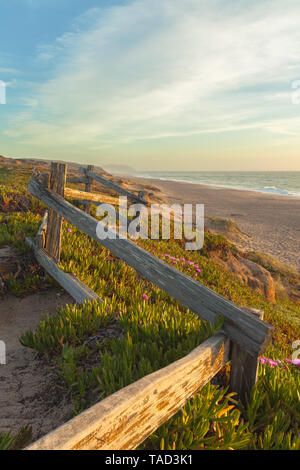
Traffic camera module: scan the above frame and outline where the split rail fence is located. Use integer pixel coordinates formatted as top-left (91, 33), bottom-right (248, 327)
top-left (25, 162), bottom-right (273, 450)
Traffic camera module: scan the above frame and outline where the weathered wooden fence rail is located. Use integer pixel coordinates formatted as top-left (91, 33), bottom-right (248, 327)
top-left (28, 175), bottom-right (272, 356)
top-left (27, 333), bottom-right (230, 450)
top-left (26, 161), bottom-right (273, 450)
top-left (64, 187), bottom-right (121, 205)
top-left (79, 166), bottom-right (147, 205)
top-left (26, 237), bottom-right (101, 304)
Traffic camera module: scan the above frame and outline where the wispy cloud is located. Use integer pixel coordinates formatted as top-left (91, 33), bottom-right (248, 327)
top-left (4, 0), bottom-right (300, 152)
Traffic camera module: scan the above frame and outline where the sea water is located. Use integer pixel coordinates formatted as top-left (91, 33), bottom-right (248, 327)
top-left (138, 171), bottom-right (300, 197)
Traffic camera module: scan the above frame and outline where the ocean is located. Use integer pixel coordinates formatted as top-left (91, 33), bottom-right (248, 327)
top-left (137, 171), bottom-right (300, 197)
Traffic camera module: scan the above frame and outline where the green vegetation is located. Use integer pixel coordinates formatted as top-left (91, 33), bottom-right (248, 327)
top-left (0, 212), bottom-right (54, 296)
top-left (0, 212), bottom-right (41, 250)
top-left (0, 426), bottom-right (32, 450)
top-left (1, 165), bottom-right (299, 449)
top-left (19, 218), bottom-right (300, 449)
top-left (141, 364), bottom-right (299, 450)
top-left (20, 300), bottom-right (115, 354)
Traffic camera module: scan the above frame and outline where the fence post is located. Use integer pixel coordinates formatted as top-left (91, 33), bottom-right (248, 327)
top-left (84, 165), bottom-right (94, 214)
top-left (229, 308), bottom-right (264, 404)
top-left (44, 162), bottom-right (67, 262)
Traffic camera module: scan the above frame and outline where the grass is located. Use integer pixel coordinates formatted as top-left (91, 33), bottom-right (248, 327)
top-left (0, 211), bottom-right (41, 250)
top-left (1, 165), bottom-right (299, 449)
top-left (0, 212), bottom-right (55, 296)
top-left (140, 364), bottom-right (300, 450)
top-left (0, 426), bottom-right (32, 450)
top-left (20, 299), bottom-right (116, 354)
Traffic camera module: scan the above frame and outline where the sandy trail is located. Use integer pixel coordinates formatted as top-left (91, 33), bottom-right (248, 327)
top-left (0, 289), bottom-right (74, 443)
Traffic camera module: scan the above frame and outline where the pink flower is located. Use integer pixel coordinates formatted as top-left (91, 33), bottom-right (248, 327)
top-left (285, 358), bottom-right (300, 367)
top-left (67, 228), bottom-right (72, 233)
top-left (268, 359), bottom-right (278, 367)
top-left (259, 358), bottom-right (268, 364)
top-left (142, 294), bottom-right (148, 301)
top-left (259, 357), bottom-right (281, 367)
top-left (194, 273), bottom-right (198, 277)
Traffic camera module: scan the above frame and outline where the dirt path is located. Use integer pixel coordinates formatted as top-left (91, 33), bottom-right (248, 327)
top-left (0, 289), bottom-right (75, 444)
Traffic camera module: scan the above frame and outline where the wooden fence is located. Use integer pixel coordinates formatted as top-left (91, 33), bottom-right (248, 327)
top-left (26, 162), bottom-right (273, 450)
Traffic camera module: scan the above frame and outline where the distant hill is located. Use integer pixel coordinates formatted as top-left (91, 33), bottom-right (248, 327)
top-left (0, 155), bottom-right (107, 175)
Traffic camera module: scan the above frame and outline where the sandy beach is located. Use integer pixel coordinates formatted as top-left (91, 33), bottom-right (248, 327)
top-left (134, 177), bottom-right (300, 271)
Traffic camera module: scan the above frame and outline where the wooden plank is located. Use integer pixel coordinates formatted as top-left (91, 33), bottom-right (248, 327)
top-left (28, 178), bottom-right (273, 356)
top-left (81, 168), bottom-right (147, 205)
top-left (64, 187), bottom-right (122, 206)
top-left (84, 165), bottom-right (94, 214)
top-left (26, 237), bottom-right (101, 304)
top-left (45, 163), bottom-right (67, 262)
top-left (67, 177), bottom-right (90, 185)
top-left (229, 308), bottom-right (264, 403)
top-left (27, 333), bottom-right (230, 450)
top-left (65, 189), bottom-right (147, 236)
top-left (243, 307), bottom-right (264, 321)
top-left (65, 194), bottom-right (147, 239)
top-left (35, 210), bottom-right (48, 249)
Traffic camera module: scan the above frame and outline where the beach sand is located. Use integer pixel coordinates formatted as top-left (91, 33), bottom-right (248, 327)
top-left (132, 177), bottom-right (300, 271)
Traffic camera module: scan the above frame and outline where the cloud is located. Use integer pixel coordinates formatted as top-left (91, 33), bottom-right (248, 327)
top-left (0, 67), bottom-right (19, 75)
top-left (4, 0), bottom-right (300, 149)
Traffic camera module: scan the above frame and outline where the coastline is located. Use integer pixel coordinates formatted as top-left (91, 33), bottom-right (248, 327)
top-left (130, 175), bottom-right (300, 270)
top-left (137, 174), bottom-right (300, 198)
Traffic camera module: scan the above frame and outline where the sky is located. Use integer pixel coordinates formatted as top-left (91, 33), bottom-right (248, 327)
top-left (1, 0), bottom-right (300, 171)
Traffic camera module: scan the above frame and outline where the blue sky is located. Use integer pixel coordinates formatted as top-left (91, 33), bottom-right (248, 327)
top-left (1, 0), bottom-right (300, 170)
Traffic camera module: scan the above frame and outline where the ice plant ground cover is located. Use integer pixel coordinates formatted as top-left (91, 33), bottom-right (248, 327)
top-left (0, 166), bottom-right (299, 450)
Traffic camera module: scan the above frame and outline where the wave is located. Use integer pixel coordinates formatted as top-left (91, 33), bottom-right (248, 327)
top-left (138, 173), bottom-right (300, 197)
top-left (260, 186), bottom-right (300, 197)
